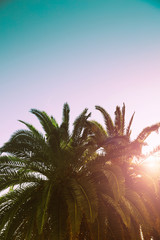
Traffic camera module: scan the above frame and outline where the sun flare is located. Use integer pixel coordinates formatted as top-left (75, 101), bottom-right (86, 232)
top-left (141, 132), bottom-right (160, 174)
top-left (143, 155), bottom-right (159, 171)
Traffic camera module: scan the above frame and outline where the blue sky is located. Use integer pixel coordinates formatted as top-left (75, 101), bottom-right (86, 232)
top-left (1, 0), bottom-right (160, 147)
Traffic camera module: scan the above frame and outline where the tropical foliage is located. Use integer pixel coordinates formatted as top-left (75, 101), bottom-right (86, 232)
top-left (87, 104), bottom-right (160, 239)
top-left (0, 103), bottom-right (160, 240)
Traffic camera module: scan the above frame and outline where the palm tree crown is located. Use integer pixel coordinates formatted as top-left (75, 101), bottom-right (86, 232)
top-left (0, 103), bottom-right (98, 240)
top-left (88, 104), bottom-right (160, 165)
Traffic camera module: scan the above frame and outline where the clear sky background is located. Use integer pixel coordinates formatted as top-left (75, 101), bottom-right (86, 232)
top-left (1, 0), bottom-right (160, 148)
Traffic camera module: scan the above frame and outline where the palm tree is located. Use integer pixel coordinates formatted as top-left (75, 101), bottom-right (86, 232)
top-left (0, 104), bottom-right (98, 240)
top-left (86, 103), bottom-right (160, 239)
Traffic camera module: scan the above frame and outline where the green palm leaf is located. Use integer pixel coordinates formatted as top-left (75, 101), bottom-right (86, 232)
top-left (95, 105), bottom-right (114, 136)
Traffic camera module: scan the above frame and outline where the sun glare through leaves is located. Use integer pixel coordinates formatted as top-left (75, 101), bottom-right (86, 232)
top-left (142, 132), bottom-right (160, 175)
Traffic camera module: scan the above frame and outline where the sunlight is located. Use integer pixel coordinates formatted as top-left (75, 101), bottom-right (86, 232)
top-left (143, 155), bottom-right (159, 172)
top-left (0, 188), bottom-right (9, 197)
top-left (142, 132), bottom-right (160, 155)
top-left (142, 132), bottom-right (160, 175)
top-left (141, 155), bottom-right (160, 179)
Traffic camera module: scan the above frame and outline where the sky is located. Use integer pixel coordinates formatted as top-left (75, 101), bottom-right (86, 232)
top-left (1, 0), bottom-right (160, 149)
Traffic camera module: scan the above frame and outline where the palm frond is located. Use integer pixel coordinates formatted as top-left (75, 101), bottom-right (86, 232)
top-left (64, 183), bottom-right (83, 236)
top-left (0, 183), bottom-right (40, 235)
top-left (60, 103), bottom-right (70, 142)
top-left (126, 112), bottom-right (135, 137)
top-left (30, 109), bottom-right (59, 136)
top-left (102, 194), bottom-right (128, 228)
top-left (36, 184), bottom-right (52, 234)
top-left (136, 123), bottom-right (160, 142)
top-left (18, 120), bottom-right (44, 140)
top-left (69, 178), bottom-right (98, 223)
top-left (71, 108), bottom-right (91, 145)
top-left (125, 189), bottom-right (151, 226)
top-left (0, 129), bottom-right (47, 158)
top-left (87, 120), bottom-right (107, 148)
top-left (0, 168), bottom-right (45, 192)
top-left (103, 165), bottom-right (125, 202)
top-left (121, 103), bottom-right (125, 135)
top-left (114, 106), bottom-right (122, 135)
top-left (95, 105), bottom-right (114, 136)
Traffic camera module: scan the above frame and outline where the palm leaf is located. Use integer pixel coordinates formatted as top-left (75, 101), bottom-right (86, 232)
top-left (136, 123), bottom-right (160, 142)
top-left (18, 120), bottom-right (44, 140)
top-left (114, 106), bottom-right (122, 135)
top-left (95, 105), bottom-right (114, 136)
top-left (121, 103), bottom-right (125, 135)
top-left (30, 109), bottom-right (59, 136)
top-left (126, 112), bottom-right (135, 137)
top-left (60, 103), bottom-right (70, 142)
top-left (103, 165), bottom-right (125, 202)
top-left (36, 183), bottom-right (52, 234)
top-left (71, 108), bottom-right (91, 145)
top-left (102, 194), bottom-right (128, 228)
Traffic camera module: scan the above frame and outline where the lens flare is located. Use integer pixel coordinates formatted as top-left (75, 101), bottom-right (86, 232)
top-left (141, 132), bottom-right (160, 175)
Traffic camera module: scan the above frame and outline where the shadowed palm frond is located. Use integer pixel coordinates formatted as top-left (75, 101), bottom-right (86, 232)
top-left (71, 108), bottom-right (91, 145)
top-left (136, 123), bottom-right (160, 142)
top-left (95, 105), bottom-right (114, 136)
top-left (126, 112), bottom-right (135, 137)
top-left (114, 106), bottom-right (122, 135)
top-left (60, 103), bottom-right (70, 142)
